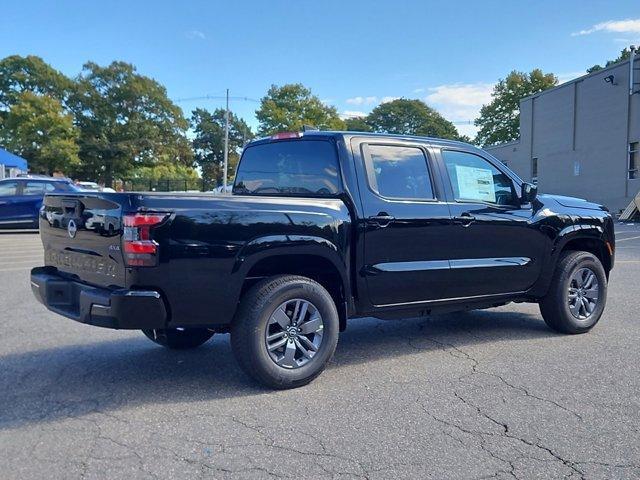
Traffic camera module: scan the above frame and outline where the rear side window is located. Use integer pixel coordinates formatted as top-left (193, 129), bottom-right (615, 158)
top-left (0, 181), bottom-right (17, 196)
top-left (23, 181), bottom-right (56, 195)
top-left (363, 144), bottom-right (434, 200)
top-left (234, 140), bottom-right (341, 196)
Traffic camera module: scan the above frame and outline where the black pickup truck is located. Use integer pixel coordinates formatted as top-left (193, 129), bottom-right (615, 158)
top-left (30, 131), bottom-right (615, 388)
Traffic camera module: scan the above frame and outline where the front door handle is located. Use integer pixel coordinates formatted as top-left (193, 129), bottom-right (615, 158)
top-left (368, 212), bottom-right (395, 228)
top-left (453, 213), bottom-right (476, 227)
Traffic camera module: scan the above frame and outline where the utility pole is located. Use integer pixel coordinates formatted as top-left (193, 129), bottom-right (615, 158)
top-left (223, 88), bottom-right (230, 193)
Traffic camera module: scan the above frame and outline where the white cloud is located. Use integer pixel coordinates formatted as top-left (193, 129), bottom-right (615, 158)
top-left (185, 30), bottom-right (206, 40)
top-left (380, 96), bottom-right (399, 104)
top-left (340, 110), bottom-right (367, 119)
top-left (345, 96), bottom-right (378, 105)
top-left (425, 83), bottom-right (493, 118)
top-left (424, 83), bottom-right (494, 138)
top-left (557, 71), bottom-right (584, 84)
top-left (572, 18), bottom-right (640, 36)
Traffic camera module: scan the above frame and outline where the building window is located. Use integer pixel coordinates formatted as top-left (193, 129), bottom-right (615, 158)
top-left (531, 157), bottom-right (538, 184)
top-left (629, 142), bottom-right (639, 180)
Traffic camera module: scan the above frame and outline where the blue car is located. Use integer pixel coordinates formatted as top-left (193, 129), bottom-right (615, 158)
top-left (0, 177), bottom-right (79, 229)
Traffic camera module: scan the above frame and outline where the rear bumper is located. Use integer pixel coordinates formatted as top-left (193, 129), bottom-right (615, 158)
top-left (30, 266), bottom-right (167, 330)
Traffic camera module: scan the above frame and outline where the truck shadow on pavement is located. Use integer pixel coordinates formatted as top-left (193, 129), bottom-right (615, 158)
top-left (0, 309), bottom-right (555, 430)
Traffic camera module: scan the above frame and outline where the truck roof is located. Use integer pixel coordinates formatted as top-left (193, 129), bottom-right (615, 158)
top-left (247, 130), bottom-right (478, 151)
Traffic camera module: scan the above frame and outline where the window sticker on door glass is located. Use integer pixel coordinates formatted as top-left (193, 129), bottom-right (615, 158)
top-left (455, 165), bottom-right (495, 202)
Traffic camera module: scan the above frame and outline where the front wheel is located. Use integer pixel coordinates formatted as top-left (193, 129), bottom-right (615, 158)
top-left (142, 327), bottom-right (214, 349)
top-left (231, 275), bottom-right (339, 389)
top-left (539, 250), bottom-right (608, 334)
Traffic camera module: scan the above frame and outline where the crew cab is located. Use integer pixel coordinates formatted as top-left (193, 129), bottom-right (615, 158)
top-left (30, 132), bottom-right (615, 388)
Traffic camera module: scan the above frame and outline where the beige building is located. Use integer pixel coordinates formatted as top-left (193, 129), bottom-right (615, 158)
top-left (486, 51), bottom-right (640, 213)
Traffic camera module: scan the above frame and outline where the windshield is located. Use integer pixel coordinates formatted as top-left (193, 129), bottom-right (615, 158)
top-left (234, 139), bottom-right (341, 196)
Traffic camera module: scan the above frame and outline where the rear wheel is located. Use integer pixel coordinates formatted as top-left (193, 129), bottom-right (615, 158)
top-left (539, 250), bottom-right (607, 334)
top-left (231, 275), bottom-right (339, 389)
top-left (142, 327), bottom-right (214, 349)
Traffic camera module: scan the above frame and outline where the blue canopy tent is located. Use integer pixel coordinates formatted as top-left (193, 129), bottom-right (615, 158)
top-left (0, 147), bottom-right (28, 176)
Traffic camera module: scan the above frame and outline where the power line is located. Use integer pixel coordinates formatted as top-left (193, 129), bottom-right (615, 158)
top-left (175, 94), bottom-right (260, 103)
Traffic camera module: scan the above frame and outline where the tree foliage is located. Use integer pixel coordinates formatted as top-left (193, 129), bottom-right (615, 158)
top-left (0, 55), bottom-right (73, 112)
top-left (256, 84), bottom-right (344, 135)
top-left (1, 91), bottom-right (80, 175)
top-left (131, 163), bottom-right (199, 181)
top-left (366, 98), bottom-right (461, 139)
top-left (344, 116), bottom-right (372, 132)
top-left (190, 108), bottom-right (253, 186)
top-left (586, 47), bottom-right (634, 73)
top-left (69, 61), bottom-right (192, 186)
top-left (0, 55), bottom-right (79, 174)
top-left (474, 69), bottom-right (557, 146)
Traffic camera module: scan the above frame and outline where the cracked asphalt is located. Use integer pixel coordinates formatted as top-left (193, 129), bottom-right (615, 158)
top-left (1, 225), bottom-right (639, 479)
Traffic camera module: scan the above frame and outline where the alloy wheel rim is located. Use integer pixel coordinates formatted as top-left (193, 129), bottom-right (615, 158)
top-left (568, 267), bottom-right (599, 320)
top-left (265, 299), bottom-right (324, 369)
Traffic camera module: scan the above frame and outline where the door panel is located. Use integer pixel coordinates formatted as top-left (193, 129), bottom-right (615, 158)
top-left (0, 181), bottom-right (20, 225)
top-left (10, 181), bottom-right (55, 224)
top-left (352, 139), bottom-right (453, 307)
top-left (437, 148), bottom-right (546, 297)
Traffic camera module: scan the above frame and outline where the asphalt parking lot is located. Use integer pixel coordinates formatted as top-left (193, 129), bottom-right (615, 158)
top-left (1, 226), bottom-right (639, 479)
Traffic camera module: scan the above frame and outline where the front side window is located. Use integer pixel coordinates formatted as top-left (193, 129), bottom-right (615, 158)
top-left (234, 139), bottom-right (341, 196)
top-left (0, 181), bottom-right (18, 196)
top-left (364, 144), bottom-right (434, 200)
top-left (442, 150), bottom-right (516, 206)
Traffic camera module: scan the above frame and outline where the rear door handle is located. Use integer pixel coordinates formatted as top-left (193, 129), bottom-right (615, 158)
top-left (368, 212), bottom-right (395, 228)
top-left (453, 213), bottom-right (476, 227)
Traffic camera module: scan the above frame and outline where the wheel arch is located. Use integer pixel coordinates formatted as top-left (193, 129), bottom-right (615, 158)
top-left (558, 234), bottom-right (612, 278)
top-left (233, 237), bottom-right (351, 331)
top-left (529, 226), bottom-right (612, 299)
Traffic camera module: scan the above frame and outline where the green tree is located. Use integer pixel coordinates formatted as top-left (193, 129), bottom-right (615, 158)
top-left (344, 116), bottom-right (372, 132)
top-left (1, 91), bottom-right (80, 175)
top-left (0, 55), bottom-right (73, 112)
top-left (70, 61), bottom-right (192, 186)
top-left (586, 47), bottom-right (634, 73)
top-left (366, 98), bottom-right (460, 139)
top-left (256, 84), bottom-right (344, 135)
top-left (191, 108), bottom-right (253, 186)
top-left (474, 69), bottom-right (557, 146)
top-left (132, 163), bottom-right (199, 181)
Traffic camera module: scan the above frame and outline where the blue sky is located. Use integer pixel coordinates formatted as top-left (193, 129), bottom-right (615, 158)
top-left (2, 0), bottom-right (639, 137)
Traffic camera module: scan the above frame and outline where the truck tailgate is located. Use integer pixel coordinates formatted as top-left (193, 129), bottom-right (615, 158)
top-left (40, 194), bottom-right (127, 289)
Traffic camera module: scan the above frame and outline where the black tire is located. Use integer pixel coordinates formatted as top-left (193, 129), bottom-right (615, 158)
top-left (539, 250), bottom-right (608, 334)
top-left (142, 327), bottom-right (214, 349)
top-left (231, 275), bottom-right (339, 389)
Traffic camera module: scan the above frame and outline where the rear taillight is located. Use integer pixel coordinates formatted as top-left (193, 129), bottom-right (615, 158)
top-left (122, 213), bottom-right (168, 267)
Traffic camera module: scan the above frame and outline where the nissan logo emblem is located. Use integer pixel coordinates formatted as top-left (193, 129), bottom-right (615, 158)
top-left (67, 219), bottom-right (77, 239)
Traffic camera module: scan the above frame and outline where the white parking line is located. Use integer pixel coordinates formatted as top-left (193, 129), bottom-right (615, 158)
top-left (0, 266), bottom-right (34, 273)
top-left (617, 235), bottom-right (640, 243)
top-left (0, 255), bottom-right (43, 261)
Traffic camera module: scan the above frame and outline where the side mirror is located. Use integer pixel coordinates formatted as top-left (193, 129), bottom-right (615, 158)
top-left (520, 182), bottom-right (537, 205)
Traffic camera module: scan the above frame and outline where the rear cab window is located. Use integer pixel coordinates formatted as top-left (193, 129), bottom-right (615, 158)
top-left (234, 139), bottom-right (342, 196)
